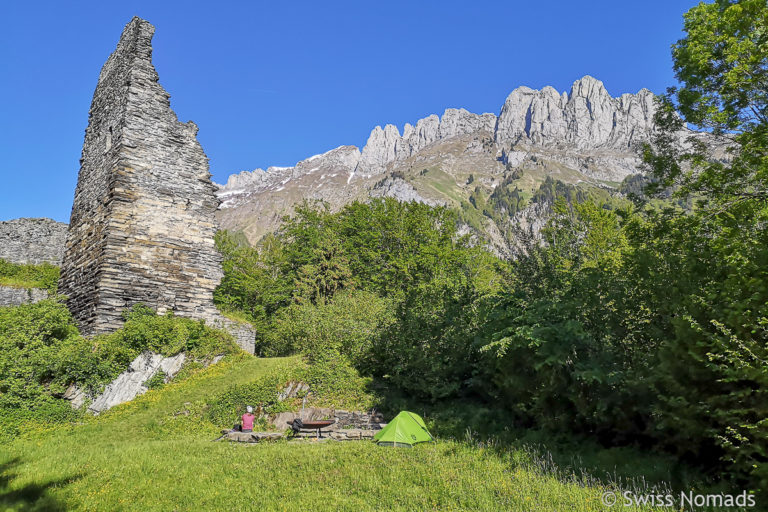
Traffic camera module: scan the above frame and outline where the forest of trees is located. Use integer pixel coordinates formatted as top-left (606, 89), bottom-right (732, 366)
top-left (214, 0), bottom-right (767, 492)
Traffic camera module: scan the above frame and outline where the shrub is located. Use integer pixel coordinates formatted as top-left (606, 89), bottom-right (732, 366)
top-left (207, 353), bottom-right (375, 428)
top-left (257, 289), bottom-right (393, 361)
top-left (0, 300), bottom-right (241, 441)
top-left (0, 258), bottom-right (60, 291)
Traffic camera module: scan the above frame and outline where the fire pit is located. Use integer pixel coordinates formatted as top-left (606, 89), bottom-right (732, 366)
top-left (288, 419), bottom-right (336, 439)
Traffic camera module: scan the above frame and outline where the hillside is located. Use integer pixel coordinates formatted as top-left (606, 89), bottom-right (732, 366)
top-left (1, 354), bottom-right (689, 512)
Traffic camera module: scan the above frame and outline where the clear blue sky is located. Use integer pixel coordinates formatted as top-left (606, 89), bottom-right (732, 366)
top-left (0, 0), bottom-right (698, 223)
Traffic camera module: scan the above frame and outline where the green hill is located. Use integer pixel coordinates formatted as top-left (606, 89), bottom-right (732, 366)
top-left (2, 354), bottom-right (674, 512)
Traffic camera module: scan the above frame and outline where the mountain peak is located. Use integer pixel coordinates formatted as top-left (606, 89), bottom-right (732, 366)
top-left (496, 76), bottom-right (656, 149)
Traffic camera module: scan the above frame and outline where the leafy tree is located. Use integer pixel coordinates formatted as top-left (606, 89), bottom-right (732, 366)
top-left (646, 0), bottom-right (768, 205)
top-left (641, 0), bottom-right (768, 490)
top-left (293, 232), bottom-right (353, 305)
top-left (259, 289), bottom-right (393, 361)
top-left (214, 230), bottom-right (292, 327)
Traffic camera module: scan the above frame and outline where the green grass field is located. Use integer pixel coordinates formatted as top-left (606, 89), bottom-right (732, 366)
top-left (1, 355), bottom-right (684, 511)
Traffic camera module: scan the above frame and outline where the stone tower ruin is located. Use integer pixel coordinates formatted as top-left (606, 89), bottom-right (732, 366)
top-left (60, 17), bottom-right (228, 337)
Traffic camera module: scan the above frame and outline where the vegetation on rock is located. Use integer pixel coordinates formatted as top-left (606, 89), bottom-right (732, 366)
top-left (0, 299), bottom-right (238, 442)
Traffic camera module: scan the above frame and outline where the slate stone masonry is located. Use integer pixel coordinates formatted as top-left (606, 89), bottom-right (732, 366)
top-left (59, 17), bottom-right (254, 350)
top-left (0, 286), bottom-right (48, 307)
top-left (0, 218), bottom-right (67, 265)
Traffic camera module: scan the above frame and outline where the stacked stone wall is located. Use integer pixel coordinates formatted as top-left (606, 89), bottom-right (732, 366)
top-left (0, 218), bottom-right (67, 265)
top-left (0, 286), bottom-right (48, 307)
top-left (59, 17), bottom-right (250, 351)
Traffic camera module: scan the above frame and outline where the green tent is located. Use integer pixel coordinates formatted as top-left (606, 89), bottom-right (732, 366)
top-left (373, 411), bottom-right (434, 447)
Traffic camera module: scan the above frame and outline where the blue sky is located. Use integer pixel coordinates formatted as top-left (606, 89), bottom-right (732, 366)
top-left (0, 0), bottom-right (697, 223)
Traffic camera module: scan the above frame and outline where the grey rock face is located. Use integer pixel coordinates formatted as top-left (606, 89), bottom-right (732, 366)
top-left (359, 108), bottom-right (498, 173)
top-left (495, 76), bottom-right (656, 150)
top-left (215, 75), bottom-right (670, 250)
top-left (215, 107), bottom-right (499, 218)
top-left (58, 18), bottom-right (226, 337)
top-left (439, 108), bottom-right (496, 140)
top-left (399, 114), bottom-right (440, 159)
top-left (62, 383), bottom-right (89, 409)
top-left (0, 286), bottom-right (48, 307)
top-left (370, 175), bottom-right (442, 206)
top-left (360, 124), bottom-right (402, 170)
top-left (87, 351), bottom-right (186, 414)
top-left (0, 218), bottom-right (67, 265)
top-left (216, 145), bottom-right (363, 213)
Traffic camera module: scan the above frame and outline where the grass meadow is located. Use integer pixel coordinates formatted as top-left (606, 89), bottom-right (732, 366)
top-left (0, 355), bottom-right (706, 511)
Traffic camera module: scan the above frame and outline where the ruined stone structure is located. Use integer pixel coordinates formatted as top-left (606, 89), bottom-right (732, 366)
top-left (0, 218), bottom-right (68, 265)
top-left (60, 17), bottom-right (253, 351)
top-left (0, 286), bottom-right (48, 307)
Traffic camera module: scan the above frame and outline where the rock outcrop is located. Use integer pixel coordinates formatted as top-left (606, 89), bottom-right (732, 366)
top-left (359, 108), bottom-right (497, 173)
top-left (64, 351), bottom-right (187, 413)
top-left (495, 76), bottom-right (656, 150)
top-left (370, 175), bottom-right (441, 206)
top-left (58, 17), bottom-right (254, 349)
top-left (0, 218), bottom-right (67, 265)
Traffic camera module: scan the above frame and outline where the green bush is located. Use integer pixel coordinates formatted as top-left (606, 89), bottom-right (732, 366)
top-left (258, 289), bottom-right (393, 360)
top-left (0, 258), bottom-right (59, 291)
top-left (113, 305), bottom-right (239, 360)
top-left (206, 364), bottom-right (295, 426)
top-left (0, 298), bottom-right (80, 408)
top-left (145, 370), bottom-right (167, 390)
top-left (0, 300), bottom-right (241, 441)
top-left (207, 353), bottom-right (375, 428)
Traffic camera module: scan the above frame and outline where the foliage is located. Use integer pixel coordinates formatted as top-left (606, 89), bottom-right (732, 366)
top-left (206, 352), bottom-right (374, 427)
top-left (645, 0), bottom-right (768, 205)
top-left (0, 298), bottom-right (80, 409)
top-left (217, 198), bottom-right (504, 401)
top-left (206, 363), bottom-right (295, 426)
top-left (258, 289), bottom-right (393, 360)
top-left (531, 176), bottom-right (589, 206)
top-left (214, 231), bottom-right (292, 330)
top-left (637, 0), bottom-right (768, 491)
top-left (0, 299), bottom-right (240, 441)
top-left (488, 175), bottom-right (525, 216)
top-left (144, 370), bottom-right (167, 390)
top-left (54, 305), bottom-right (239, 396)
top-left (113, 305), bottom-right (238, 360)
top-left (479, 200), bottom-right (652, 439)
top-left (0, 352), bottom-right (709, 511)
top-left (0, 258), bottom-right (59, 291)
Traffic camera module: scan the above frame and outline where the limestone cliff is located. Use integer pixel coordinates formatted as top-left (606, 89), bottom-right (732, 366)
top-left (216, 76), bottom-right (663, 246)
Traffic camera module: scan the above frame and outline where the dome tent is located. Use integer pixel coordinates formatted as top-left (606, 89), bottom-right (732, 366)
top-left (373, 411), bottom-right (434, 447)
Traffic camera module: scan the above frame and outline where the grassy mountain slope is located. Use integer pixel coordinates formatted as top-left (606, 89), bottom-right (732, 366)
top-left (216, 129), bottom-right (631, 256)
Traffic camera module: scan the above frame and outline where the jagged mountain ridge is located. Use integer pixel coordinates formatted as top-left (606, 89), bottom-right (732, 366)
top-left (215, 76), bottom-right (661, 247)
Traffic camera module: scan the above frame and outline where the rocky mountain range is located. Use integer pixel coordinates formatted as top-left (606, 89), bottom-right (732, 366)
top-left (215, 76), bottom-right (666, 253)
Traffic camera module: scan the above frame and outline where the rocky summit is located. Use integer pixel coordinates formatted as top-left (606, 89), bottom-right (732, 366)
top-left (215, 76), bottom-right (666, 249)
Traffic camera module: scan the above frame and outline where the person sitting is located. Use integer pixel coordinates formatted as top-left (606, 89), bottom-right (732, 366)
top-left (241, 406), bottom-right (255, 433)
